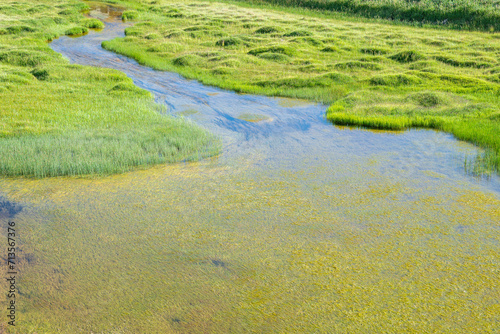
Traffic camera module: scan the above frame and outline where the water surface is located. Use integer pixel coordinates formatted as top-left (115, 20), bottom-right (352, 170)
top-left (0, 5), bottom-right (499, 333)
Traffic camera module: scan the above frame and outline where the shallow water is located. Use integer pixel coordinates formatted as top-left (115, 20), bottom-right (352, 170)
top-left (1, 5), bottom-right (499, 333)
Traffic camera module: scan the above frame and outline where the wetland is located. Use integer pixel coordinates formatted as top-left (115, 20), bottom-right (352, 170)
top-left (0, 0), bottom-right (499, 332)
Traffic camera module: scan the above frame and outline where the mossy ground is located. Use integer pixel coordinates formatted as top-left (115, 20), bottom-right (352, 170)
top-left (102, 0), bottom-right (500, 172)
top-left (0, 0), bottom-right (219, 177)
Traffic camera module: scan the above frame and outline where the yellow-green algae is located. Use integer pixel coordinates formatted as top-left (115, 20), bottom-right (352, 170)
top-left (0, 158), bottom-right (498, 333)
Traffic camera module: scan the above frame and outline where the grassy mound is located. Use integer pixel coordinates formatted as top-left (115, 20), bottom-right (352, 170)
top-left (230, 0), bottom-right (500, 31)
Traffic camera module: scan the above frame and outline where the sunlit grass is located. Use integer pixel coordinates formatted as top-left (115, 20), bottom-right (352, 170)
top-left (0, 0), bottom-right (219, 177)
top-left (227, 0), bottom-right (500, 31)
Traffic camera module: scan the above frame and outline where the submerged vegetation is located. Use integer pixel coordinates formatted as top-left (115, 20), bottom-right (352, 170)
top-left (0, 0), bottom-right (218, 177)
top-left (1, 157), bottom-right (499, 333)
top-left (104, 0), bottom-right (500, 172)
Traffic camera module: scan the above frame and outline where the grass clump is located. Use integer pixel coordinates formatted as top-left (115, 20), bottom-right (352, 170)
top-left (369, 74), bottom-right (421, 86)
top-left (5, 25), bottom-right (36, 34)
top-left (58, 9), bottom-right (77, 15)
top-left (172, 54), bottom-right (204, 67)
top-left (283, 30), bottom-right (313, 37)
top-left (434, 55), bottom-right (493, 69)
top-left (321, 46), bottom-right (339, 52)
top-left (485, 73), bottom-right (500, 83)
top-left (334, 61), bottom-right (382, 71)
top-left (109, 81), bottom-right (152, 97)
top-left (122, 10), bottom-right (138, 21)
top-left (257, 52), bottom-right (290, 62)
top-left (248, 45), bottom-right (295, 56)
top-left (65, 26), bottom-right (88, 36)
top-left (406, 91), bottom-right (444, 107)
top-left (216, 37), bottom-right (243, 47)
top-left (360, 47), bottom-right (389, 55)
top-left (30, 68), bottom-right (49, 81)
top-left (257, 71), bottom-right (352, 87)
top-left (0, 50), bottom-right (49, 67)
top-left (291, 36), bottom-right (323, 46)
top-left (389, 50), bottom-right (424, 63)
top-left (255, 26), bottom-right (281, 34)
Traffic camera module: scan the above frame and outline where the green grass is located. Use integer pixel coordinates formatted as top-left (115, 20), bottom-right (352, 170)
top-left (230, 0), bottom-right (500, 31)
top-left (81, 17), bottom-right (105, 29)
top-left (0, 0), bottom-right (219, 177)
top-left (103, 0), bottom-right (500, 172)
top-left (65, 26), bottom-right (88, 36)
top-left (1, 4), bottom-right (499, 334)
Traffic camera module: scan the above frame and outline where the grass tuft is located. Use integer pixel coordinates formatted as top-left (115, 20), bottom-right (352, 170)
top-left (172, 54), bottom-right (205, 67)
top-left (81, 18), bottom-right (105, 29)
top-left (360, 47), bottom-right (389, 55)
top-left (6, 25), bottom-right (36, 34)
top-left (257, 52), bottom-right (290, 62)
top-left (216, 37), bottom-right (243, 47)
top-left (283, 30), bottom-right (313, 37)
top-left (65, 26), bottom-right (88, 36)
top-left (321, 46), bottom-right (339, 52)
top-left (30, 68), bottom-right (49, 81)
top-left (406, 91), bottom-right (443, 107)
top-left (255, 26), bottom-right (281, 34)
top-left (0, 50), bottom-right (48, 67)
top-left (370, 74), bottom-right (421, 86)
top-left (109, 82), bottom-right (152, 97)
top-left (389, 50), bottom-right (424, 63)
top-left (248, 45), bottom-right (295, 56)
top-left (334, 61), bottom-right (382, 70)
top-left (122, 10), bottom-right (138, 21)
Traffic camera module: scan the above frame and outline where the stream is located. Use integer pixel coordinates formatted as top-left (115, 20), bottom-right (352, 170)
top-left (0, 4), bottom-right (499, 332)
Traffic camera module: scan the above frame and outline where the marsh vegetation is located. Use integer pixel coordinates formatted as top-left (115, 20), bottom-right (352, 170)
top-left (0, 0), bottom-right (219, 177)
top-left (104, 0), bottom-right (500, 172)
